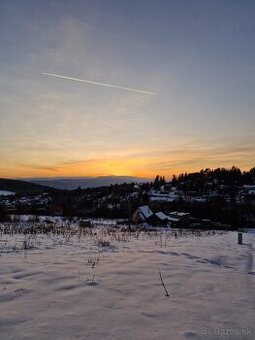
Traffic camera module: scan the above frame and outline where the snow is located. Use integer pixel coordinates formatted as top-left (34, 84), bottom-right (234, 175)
top-left (9, 215), bottom-right (66, 223)
top-left (168, 217), bottom-right (180, 222)
top-left (169, 212), bottom-right (190, 218)
top-left (150, 196), bottom-right (176, 202)
top-left (135, 206), bottom-right (153, 220)
top-left (154, 212), bottom-right (168, 220)
top-left (0, 225), bottom-right (255, 340)
top-left (0, 190), bottom-right (15, 196)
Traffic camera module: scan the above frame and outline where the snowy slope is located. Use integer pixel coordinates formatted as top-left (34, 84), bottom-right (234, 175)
top-left (0, 227), bottom-right (254, 340)
top-left (0, 190), bottom-right (15, 196)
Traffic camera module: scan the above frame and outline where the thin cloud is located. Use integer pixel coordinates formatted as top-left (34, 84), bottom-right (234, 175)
top-left (31, 166), bottom-right (59, 172)
top-left (43, 72), bottom-right (155, 95)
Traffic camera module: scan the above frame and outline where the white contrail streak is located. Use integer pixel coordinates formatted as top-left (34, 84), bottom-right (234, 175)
top-left (43, 72), bottom-right (155, 95)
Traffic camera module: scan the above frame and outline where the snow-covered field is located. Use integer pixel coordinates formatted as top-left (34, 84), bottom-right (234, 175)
top-left (0, 224), bottom-right (254, 340)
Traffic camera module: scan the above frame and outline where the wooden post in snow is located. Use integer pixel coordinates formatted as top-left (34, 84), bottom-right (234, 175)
top-left (238, 232), bottom-right (243, 245)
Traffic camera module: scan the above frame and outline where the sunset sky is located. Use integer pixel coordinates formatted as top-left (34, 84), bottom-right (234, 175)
top-left (1, 0), bottom-right (255, 179)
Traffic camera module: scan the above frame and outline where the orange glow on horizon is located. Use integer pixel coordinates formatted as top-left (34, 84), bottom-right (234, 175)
top-left (1, 152), bottom-right (254, 180)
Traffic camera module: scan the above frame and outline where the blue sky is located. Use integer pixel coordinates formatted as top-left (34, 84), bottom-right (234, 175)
top-left (0, 0), bottom-right (255, 178)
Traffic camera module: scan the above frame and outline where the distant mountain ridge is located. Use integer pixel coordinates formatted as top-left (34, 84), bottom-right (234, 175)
top-left (0, 178), bottom-right (56, 194)
top-left (21, 176), bottom-right (149, 190)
